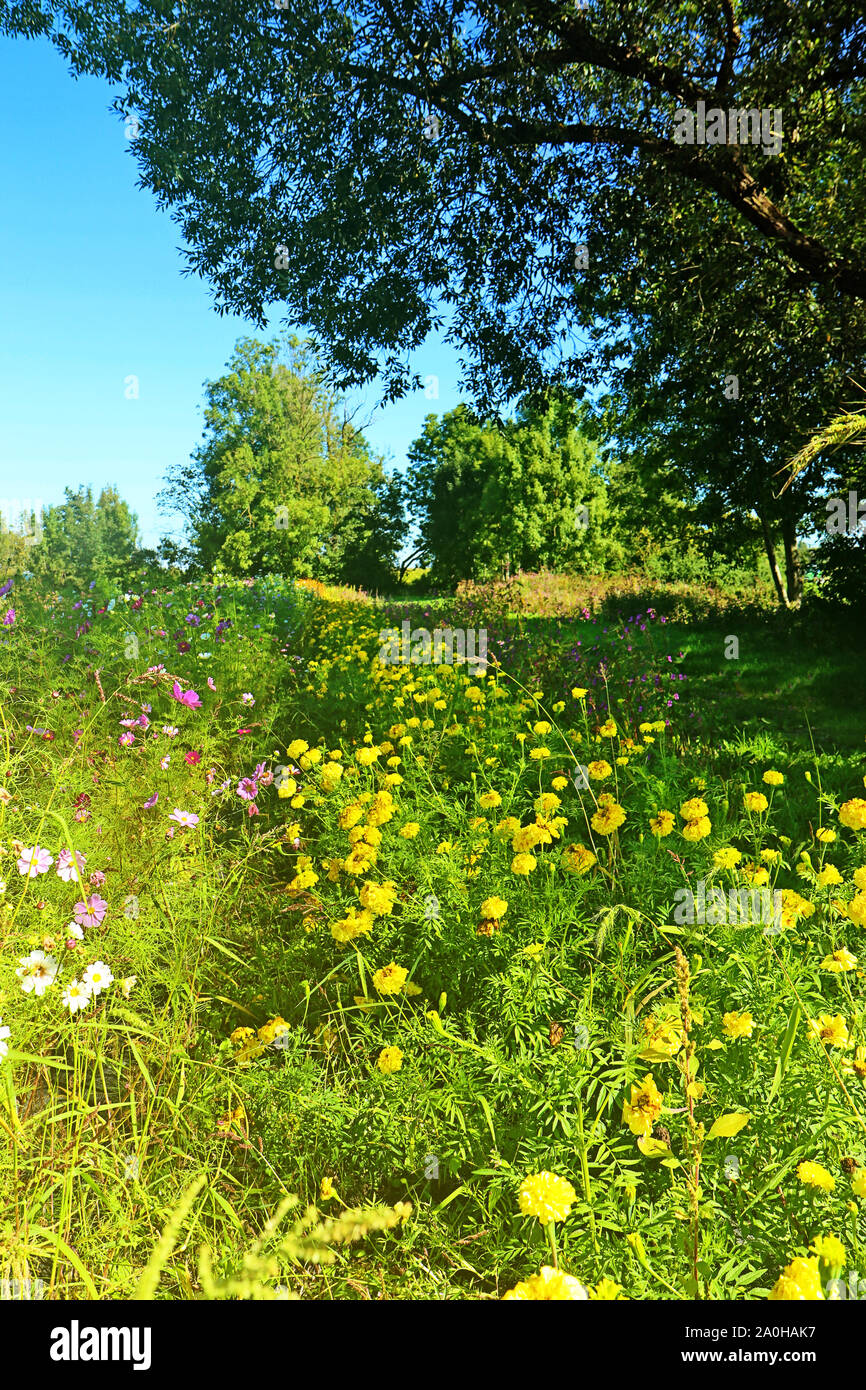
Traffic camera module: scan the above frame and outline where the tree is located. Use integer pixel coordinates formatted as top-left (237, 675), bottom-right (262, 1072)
top-left (3, 0), bottom-right (864, 410)
top-left (405, 396), bottom-right (610, 586)
top-left (159, 335), bottom-right (402, 582)
top-left (33, 486), bottom-right (141, 589)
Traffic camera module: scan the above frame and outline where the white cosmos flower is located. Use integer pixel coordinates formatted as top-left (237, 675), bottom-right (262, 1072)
top-left (16, 950), bottom-right (60, 996)
top-left (82, 961), bottom-right (114, 995)
top-left (62, 978), bottom-right (92, 1014)
top-left (0, 1018), bottom-right (11, 1059)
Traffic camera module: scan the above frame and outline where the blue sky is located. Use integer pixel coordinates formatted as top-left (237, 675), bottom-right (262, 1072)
top-left (0, 35), bottom-right (464, 548)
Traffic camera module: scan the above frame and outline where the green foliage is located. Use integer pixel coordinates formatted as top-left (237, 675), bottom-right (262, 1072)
top-left (32, 485), bottom-right (141, 589)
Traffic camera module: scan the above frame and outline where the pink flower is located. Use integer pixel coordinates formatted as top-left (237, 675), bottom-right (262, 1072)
top-left (160, 754), bottom-right (171, 770)
top-left (241, 692), bottom-right (255, 706)
top-left (207, 677), bottom-right (216, 691)
top-left (137, 714), bottom-right (150, 729)
top-left (56, 848), bottom-right (87, 883)
top-left (254, 762), bottom-right (274, 787)
top-left (17, 845), bottom-right (54, 877)
top-left (169, 808), bottom-right (199, 828)
top-left (119, 731), bottom-right (135, 747)
top-left (185, 751), bottom-right (201, 766)
top-left (143, 792), bottom-right (159, 809)
top-left (237, 777), bottom-right (258, 801)
top-left (89, 871), bottom-right (106, 886)
top-left (73, 894), bottom-right (108, 927)
top-left (171, 681), bottom-right (202, 709)
top-left (247, 802), bottom-right (260, 817)
top-left (74, 808), bottom-right (90, 823)
top-left (2, 609), bottom-right (15, 627)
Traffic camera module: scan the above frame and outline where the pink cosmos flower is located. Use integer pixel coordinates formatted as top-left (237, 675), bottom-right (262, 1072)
top-left (254, 762), bottom-right (274, 787)
top-left (185, 750), bottom-right (201, 766)
top-left (241, 692), bottom-right (255, 706)
top-left (119, 731), bottom-right (135, 747)
top-left (143, 792), bottom-right (159, 809)
top-left (169, 808), bottom-right (199, 828)
top-left (56, 848), bottom-right (86, 883)
top-left (162, 726), bottom-right (179, 738)
top-left (237, 777), bottom-right (258, 800)
top-left (207, 677), bottom-right (216, 691)
top-left (160, 755), bottom-right (170, 770)
top-left (89, 871), bottom-right (106, 887)
top-left (2, 609), bottom-right (15, 627)
top-left (73, 894), bottom-right (108, 927)
top-left (17, 845), bottom-right (54, 877)
top-left (247, 802), bottom-right (260, 817)
top-left (171, 681), bottom-right (202, 709)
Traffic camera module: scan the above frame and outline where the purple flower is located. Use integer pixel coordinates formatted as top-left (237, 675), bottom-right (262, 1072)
top-left (2, 609), bottom-right (15, 627)
top-left (73, 894), bottom-right (108, 927)
top-left (237, 777), bottom-right (258, 801)
top-left (56, 848), bottom-right (87, 883)
top-left (143, 792), bottom-right (159, 809)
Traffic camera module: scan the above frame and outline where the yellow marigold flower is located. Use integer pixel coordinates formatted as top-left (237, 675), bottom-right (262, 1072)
top-left (230, 1026), bottom-right (255, 1046)
top-left (714, 847), bottom-right (742, 869)
top-left (847, 890), bottom-right (866, 926)
top-left (852, 1170), bottom-right (866, 1199)
top-left (588, 760), bottom-right (612, 780)
top-left (852, 866), bottom-right (866, 891)
top-left (821, 947), bottom-right (857, 972)
top-left (339, 803), bottom-right (364, 830)
top-left (650, 810), bottom-right (675, 837)
top-left (503, 1266), bottom-right (588, 1300)
top-left (839, 799), bottom-right (866, 831)
top-left (599, 719), bottom-right (617, 737)
top-left (398, 822), bottom-right (420, 839)
top-left (562, 843), bottom-right (597, 875)
top-left (517, 1171), bottom-right (577, 1224)
top-left (277, 777), bottom-right (297, 800)
top-left (287, 739), bottom-right (309, 760)
top-left (622, 1073), bottom-right (664, 1136)
top-left (744, 791), bottom-right (769, 814)
top-left (533, 720), bottom-right (551, 736)
top-left (808, 1013), bottom-right (850, 1048)
top-left (591, 801), bottom-right (626, 835)
top-left (320, 1176), bottom-right (336, 1201)
top-left (769, 1255), bottom-right (824, 1301)
top-left (511, 851), bottom-right (537, 875)
top-left (377, 1046), bottom-right (403, 1074)
top-left (512, 823), bottom-right (545, 852)
top-left (816, 827), bottom-right (836, 843)
top-left (590, 1277), bottom-right (626, 1300)
top-left (355, 746), bottom-right (380, 767)
top-left (811, 1234), bottom-right (845, 1266)
top-left (372, 962), bottom-right (409, 995)
top-left (760, 848), bottom-right (781, 862)
top-left (551, 776), bottom-right (568, 791)
top-left (741, 862), bottom-right (769, 886)
top-left (331, 907), bottom-right (375, 943)
top-left (639, 1014), bottom-right (684, 1059)
top-left (534, 792), bottom-right (561, 815)
top-left (529, 746), bottom-right (551, 761)
top-left (359, 880), bottom-right (398, 917)
top-left (797, 1161), bottom-right (835, 1193)
top-left (680, 797), bottom-right (709, 821)
top-left (682, 816), bottom-right (711, 841)
top-left (572, 687), bottom-right (588, 700)
top-left (343, 846), bottom-right (376, 876)
top-left (763, 770), bottom-right (785, 786)
top-left (479, 790), bottom-right (502, 809)
top-left (723, 1010), bottom-right (755, 1040)
top-left (495, 816), bottom-right (521, 841)
top-left (480, 896), bottom-right (508, 920)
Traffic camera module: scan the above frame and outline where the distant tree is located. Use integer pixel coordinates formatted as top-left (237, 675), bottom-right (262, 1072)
top-left (406, 396), bottom-right (611, 586)
top-left (33, 486), bottom-right (140, 588)
top-left (159, 335), bottom-right (402, 584)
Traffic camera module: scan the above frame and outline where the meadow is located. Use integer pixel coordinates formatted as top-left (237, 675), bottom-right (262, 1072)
top-left (1, 572), bottom-right (866, 1301)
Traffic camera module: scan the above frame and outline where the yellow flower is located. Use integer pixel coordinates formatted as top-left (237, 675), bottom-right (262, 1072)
top-left (650, 810), bottom-right (675, 837)
top-left (355, 745), bottom-right (380, 767)
top-left (763, 770), bottom-right (785, 786)
top-left (811, 1234), bottom-right (845, 1267)
top-left (591, 800), bottom-right (626, 835)
top-left (377, 1046), bottom-right (403, 1074)
top-left (571, 687), bottom-right (588, 700)
top-left (622, 1073), bottom-right (664, 1136)
top-left (743, 791), bottom-right (768, 814)
top-left (588, 760), bottom-right (612, 780)
top-left (815, 827), bottom-right (836, 844)
top-left (480, 896), bottom-right (508, 920)
top-left (529, 746), bottom-right (551, 761)
top-left (230, 1026), bottom-right (255, 1046)
top-left (320, 1176), bottom-right (336, 1201)
top-left (808, 1013), bottom-right (850, 1048)
top-left (590, 1277), bottom-right (626, 1300)
top-left (339, 803), bottom-right (364, 830)
top-left (639, 1014), bottom-right (684, 1059)
top-left (768, 1255), bottom-right (823, 1301)
top-left (820, 947), bottom-right (857, 972)
top-left (534, 792), bottom-right (561, 815)
top-left (517, 1171), bottom-right (577, 1224)
top-left (723, 1010), bottom-right (755, 1040)
top-left (512, 823), bottom-right (545, 852)
top-left (714, 847), bottom-right (742, 869)
top-left (797, 1161), bottom-right (835, 1193)
top-left (331, 906), bottom-right (376, 944)
top-left (839, 799), bottom-right (866, 831)
top-left (372, 962), bottom-right (409, 996)
top-left (398, 822), bottom-right (420, 839)
top-left (562, 843), bottom-right (597, 875)
top-left (852, 1170), bottom-right (866, 1199)
top-left (258, 1016), bottom-right (290, 1046)
top-left (680, 797), bottom-right (709, 821)
top-left (599, 719), bottom-right (617, 737)
top-left (359, 879), bottom-right (398, 916)
top-left (287, 739), bottom-right (309, 760)
top-left (479, 790), bottom-right (502, 809)
top-left (503, 1266), bottom-right (587, 1300)
top-left (682, 816), bottom-right (711, 841)
top-left (817, 865), bottom-right (843, 887)
top-left (853, 866), bottom-right (866, 891)
top-left (533, 721), bottom-right (551, 736)
top-left (511, 852), bottom-right (537, 875)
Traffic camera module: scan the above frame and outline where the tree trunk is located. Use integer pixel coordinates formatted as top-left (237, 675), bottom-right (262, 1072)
top-left (758, 511), bottom-right (788, 608)
top-left (781, 515), bottom-right (803, 607)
